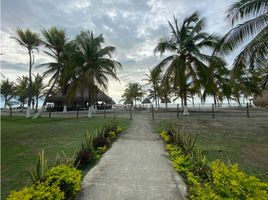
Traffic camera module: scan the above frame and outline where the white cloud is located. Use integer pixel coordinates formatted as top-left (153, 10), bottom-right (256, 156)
top-left (1, 0), bottom-right (236, 103)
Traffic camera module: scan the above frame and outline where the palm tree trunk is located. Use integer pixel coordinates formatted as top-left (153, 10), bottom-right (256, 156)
top-left (35, 96), bottom-right (38, 112)
top-left (4, 96), bottom-right (7, 110)
top-left (33, 78), bottom-right (58, 119)
top-left (88, 87), bottom-right (92, 118)
top-left (26, 49), bottom-right (33, 118)
top-left (213, 93), bottom-right (217, 106)
top-left (183, 89), bottom-right (189, 115)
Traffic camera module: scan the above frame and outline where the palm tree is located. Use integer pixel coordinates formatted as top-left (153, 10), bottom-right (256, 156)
top-left (72, 31), bottom-right (121, 117)
top-left (32, 73), bottom-right (46, 112)
top-left (143, 67), bottom-right (162, 108)
top-left (0, 78), bottom-right (14, 110)
top-left (159, 77), bottom-right (172, 110)
top-left (14, 76), bottom-right (29, 111)
top-left (33, 27), bottom-right (69, 118)
top-left (201, 58), bottom-right (229, 106)
top-left (12, 29), bottom-right (40, 118)
top-left (121, 82), bottom-right (143, 107)
top-left (154, 12), bottom-right (219, 115)
top-left (222, 0), bottom-right (268, 71)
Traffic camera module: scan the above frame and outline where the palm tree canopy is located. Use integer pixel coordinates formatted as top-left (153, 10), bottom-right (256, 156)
top-left (222, 0), bottom-right (268, 70)
top-left (154, 12), bottom-right (221, 106)
top-left (74, 31), bottom-right (121, 91)
top-left (0, 78), bottom-right (14, 100)
top-left (12, 29), bottom-right (40, 51)
top-left (121, 82), bottom-right (143, 103)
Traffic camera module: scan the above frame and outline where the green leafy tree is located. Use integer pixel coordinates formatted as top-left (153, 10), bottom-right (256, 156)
top-left (154, 12), bottom-right (219, 114)
top-left (12, 29), bottom-right (40, 118)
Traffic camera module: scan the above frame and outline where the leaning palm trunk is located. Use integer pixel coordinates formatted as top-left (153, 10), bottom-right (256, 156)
top-left (26, 50), bottom-right (33, 118)
top-left (33, 79), bottom-right (57, 119)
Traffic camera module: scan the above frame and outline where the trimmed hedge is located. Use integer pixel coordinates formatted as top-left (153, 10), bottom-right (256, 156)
top-left (160, 129), bottom-right (268, 199)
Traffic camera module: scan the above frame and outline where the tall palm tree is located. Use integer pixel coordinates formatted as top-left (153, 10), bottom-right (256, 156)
top-left (0, 78), bottom-right (14, 110)
top-left (154, 12), bottom-right (219, 115)
top-left (222, 0), bottom-right (268, 71)
top-left (12, 29), bottom-right (40, 118)
top-left (200, 58), bottom-right (229, 106)
top-left (143, 67), bottom-right (162, 108)
top-left (14, 76), bottom-right (29, 111)
top-left (121, 82), bottom-right (143, 107)
top-left (32, 73), bottom-right (46, 112)
top-left (33, 27), bottom-right (69, 118)
top-left (159, 77), bottom-right (172, 110)
top-left (72, 31), bottom-right (121, 117)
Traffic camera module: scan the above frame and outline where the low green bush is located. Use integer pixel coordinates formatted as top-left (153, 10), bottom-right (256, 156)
top-left (187, 160), bottom-right (268, 199)
top-left (44, 165), bottom-right (81, 199)
top-left (7, 181), bottom-right (64, 200)
top-left (96, 145), bottom-right (108, 156)
top-left (160, 128), bottom-right (268, 199)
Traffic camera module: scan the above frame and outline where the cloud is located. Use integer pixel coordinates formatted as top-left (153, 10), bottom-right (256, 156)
top-left (1, 0), bottom-right (236, 103)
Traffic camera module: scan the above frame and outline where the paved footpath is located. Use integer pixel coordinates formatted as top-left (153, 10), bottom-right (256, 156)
top-left (77, 111), bottom-right (186, 200)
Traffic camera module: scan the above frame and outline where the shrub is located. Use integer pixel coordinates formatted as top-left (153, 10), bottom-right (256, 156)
top-left (161, 128), bottom-right (268, 200)
top-left (108, 131), bottom-right (116, 140)
top-left (115, 127), bottom-right (123, 133)
top-left (54, 150), bottom-right (76, 167)
top-left (96, 145), bottom-right (108, 155)
top-left (26, 149), bottom-right (50, 183)
top-left (160, 131), bottom-right (171, 143)
top-left (7, 181), bottom-right (64, 200)
top-left (187, 160), bottom-right (268, 200)
top-left (75, 133), bottom-right (96, 167)
top-left (44, 165), bottom-right (81, 199)
top-left (93, 126), bottom-right (110, 148)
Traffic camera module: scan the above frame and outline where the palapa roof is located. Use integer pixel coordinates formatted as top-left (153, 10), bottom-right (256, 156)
top-left (142, 98), bottom-right (151, 104)
top-left (47, 87), bottom-right (115, 104)
top-left (161, 98), bottom-right (171, 103)
top-left (253, 89), bottom-right (268, 107)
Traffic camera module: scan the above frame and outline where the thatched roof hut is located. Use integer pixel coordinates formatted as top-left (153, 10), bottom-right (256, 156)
top-left (47, 87), bottom-right (115, 109)
top-left (142, 98), bottom-right (151, 104)
top-left (253, 89), bottom-right (268, 107)
top-left (161, 98), bottom-right (171, 103)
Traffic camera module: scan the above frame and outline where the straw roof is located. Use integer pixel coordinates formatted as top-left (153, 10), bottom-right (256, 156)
top-left (161, 98), bottom-right (171, 103)
top-left (142, 98), bottom-right (151, 104)
top-left (47, 87), bottom-right (115, 104)
top-left (253, 89), bottom-right (268, 107)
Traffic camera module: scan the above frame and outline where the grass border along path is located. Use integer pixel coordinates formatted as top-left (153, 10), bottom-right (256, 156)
top-left (1, 116), bottom-right (130, 199)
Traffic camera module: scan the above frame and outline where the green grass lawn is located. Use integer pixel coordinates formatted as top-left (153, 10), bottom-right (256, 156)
top-left (1, 116), bottom-right (130, 199)
top-left (154, 113), bottom-right (268, 182)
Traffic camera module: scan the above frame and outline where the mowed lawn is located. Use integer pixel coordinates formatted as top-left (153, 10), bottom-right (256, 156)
top-left (155, 112), bottom-right (268, 181)
top-left (1, 116), bottom-right (130, 199)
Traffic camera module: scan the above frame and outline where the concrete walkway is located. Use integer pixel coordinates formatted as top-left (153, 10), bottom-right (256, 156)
top-left (77, 111), bottom-right (186, 200)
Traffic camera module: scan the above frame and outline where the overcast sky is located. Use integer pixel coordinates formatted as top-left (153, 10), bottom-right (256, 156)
top-left (1, 0), bottom-right (236, 103)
